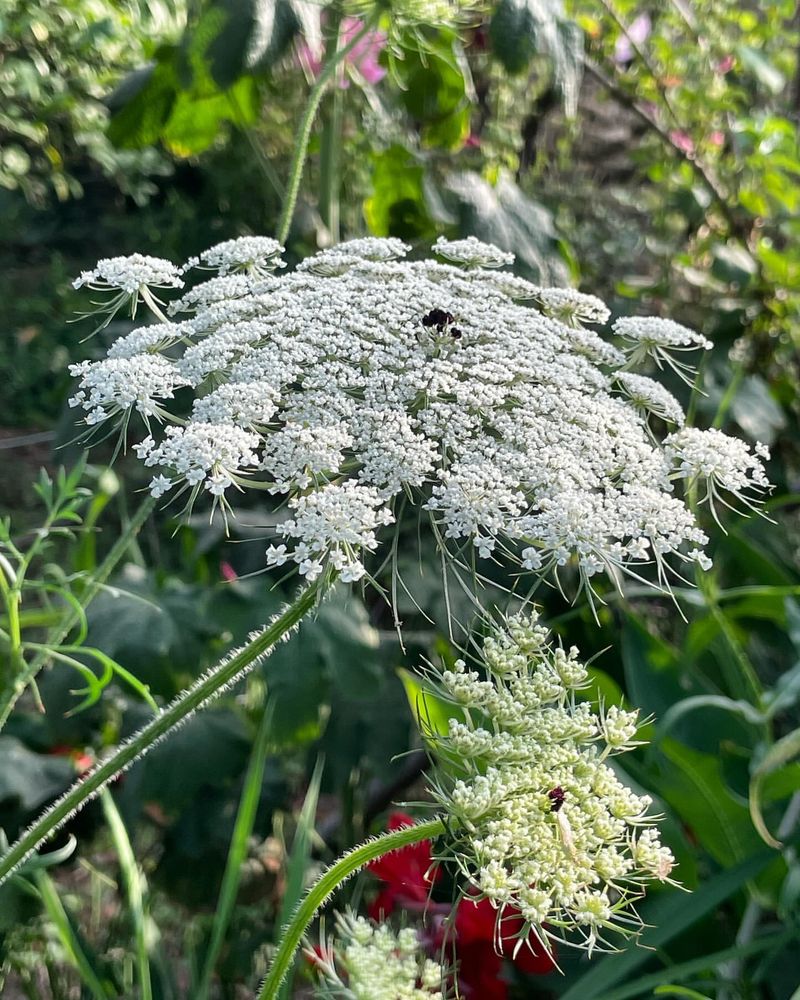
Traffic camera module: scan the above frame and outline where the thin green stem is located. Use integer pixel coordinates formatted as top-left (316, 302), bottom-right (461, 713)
top-left (318, 7), bottom-right (344, 243)
top-left (276, 12), bottom-right (379, 244)
top-left (34, 869), bottom-right (111, 1000)
top-left (257, 817), bottom-right (446, 1000)
top-left (196, 701), bottom-right (275, 1000)
top-left (0, 494), bottom-right (156, 732)
top-left (100, 789), bottom-right (152, 1000)
top-left (0, 579), bottom-right (325, 889)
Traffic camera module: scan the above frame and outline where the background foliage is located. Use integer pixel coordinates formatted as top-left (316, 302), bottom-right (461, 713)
top-left (1, 0), bottom-right (799, 997)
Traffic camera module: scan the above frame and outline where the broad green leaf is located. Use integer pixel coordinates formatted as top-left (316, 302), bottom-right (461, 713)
top-left (621, 616), bottom-right (688, 719)
top-left (654, 740), bottom-right (763, 866)
top-left (364, 145), bottom-right (436, 240)
top-left (398, 667), bottom-right (463, 742)
top-left (107, 52), bottom-right (179, 149)
top-left (489, 0), bottom-right (583, 113)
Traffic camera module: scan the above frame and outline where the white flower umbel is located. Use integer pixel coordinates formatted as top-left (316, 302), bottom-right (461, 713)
top-left (665, 427), bottom-right (771, 522)
top-left (69, 236), bottom-right (769, 594)
top-left (614, 316), bottom-right (712, 384)
top-left (615, 372), bottom-right (685, 426)
top-left (309, 912), bottom-right (445, 1000)
top-left (426, 612), bottom-right (676, 957)
top-left (72, 253), bottom-right (184, 330)
top-left (198, 236), bottom-right (285, 276)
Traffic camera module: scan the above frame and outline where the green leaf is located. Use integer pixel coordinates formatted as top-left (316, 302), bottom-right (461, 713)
top-left (162, 75), bottom-right (259, 156)
top-left (444, 171), bottom-right (569, 284)
top-left (621, 616), bottom-right (688, 720)
top-left (0, 737), bottom-right (74, 819)
top-left (654, 739), bottom-right (764, 866)
top-left (107, 52), bottom-right (179, 149)
top-left (398, 667), bottom-right (463, 742)
top-left (364, 145), bottom-right (436, 240)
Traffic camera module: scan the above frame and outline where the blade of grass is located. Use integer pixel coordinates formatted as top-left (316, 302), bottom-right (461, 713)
top-left (195, 701), bottom-right (276, 1000)
top-left (100, 789), bottom-right (152, 1000)
top-left (33, 869), bottom-right (111, 1000)
top-left (275, 757), bottom-right (325, 1000)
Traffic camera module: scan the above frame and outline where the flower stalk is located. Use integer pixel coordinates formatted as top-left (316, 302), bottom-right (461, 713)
top-left (0, 577), bottom-right (326, 888)
top-left (257, 817), bottom-right (447, 1000)
top-left (276, 10), bottom-right (380, 244)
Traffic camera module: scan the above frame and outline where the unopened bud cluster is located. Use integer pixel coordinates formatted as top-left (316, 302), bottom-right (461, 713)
top-left (427, 612), bottom-right (675, 955)
top-left (309, 912), bottom-right (445, 1000)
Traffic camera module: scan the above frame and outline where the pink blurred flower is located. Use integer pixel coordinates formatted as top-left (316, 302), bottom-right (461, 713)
top-left (220, 560), bottom-right (238, 582)
top-left (716, 55), bottom-right (735, 74)
top-left (670, 129), bottom-right (695, 155)
top-left (298, 17), bottom-right (386, 88)
top-left (708, 131), bottom-right (725, 147)
top-left (614, 14), bottom-right (651, 64)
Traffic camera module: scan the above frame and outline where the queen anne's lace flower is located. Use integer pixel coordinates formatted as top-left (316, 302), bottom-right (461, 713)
top-left (534, 287), bottom-right (611, 327)
top-left (72, 254), bottom-right (183, 294)
top-left (665, 427), bottom-right (771, 520)
top-left (433, 235), bottom-right (514, 268)
top-left (310, 913), bottom-right (445, 999)
top-left (615, 372), bottom-right (685, 426)
top-left (198, 236), bottom-right (285, 276)
top-left (426, 612), bottom-right (676, 956)
top-left (615, 316), bottom-right (712, 383)
top-left (69, 236), bottom-right (769, 593)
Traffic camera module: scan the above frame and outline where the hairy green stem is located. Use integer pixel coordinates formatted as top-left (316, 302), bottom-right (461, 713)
top-left (0, 494), bottom-right (157, 732)
top-left (276, 12), bottom-right (379, 244)
top-left (257, 817), bottom-right (446, 1000)
top-left (0, 579), bottom-right (325, 888)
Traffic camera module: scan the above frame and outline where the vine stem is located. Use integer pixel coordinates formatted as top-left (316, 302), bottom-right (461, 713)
top-left (0, 578), bottom-right (326, 889)
top-left (0, 494), bottom-right (158, 732)
top-left (275, 11), bottom-right (380, 244)
top-left (256, 817), bottom-right (446, 1000)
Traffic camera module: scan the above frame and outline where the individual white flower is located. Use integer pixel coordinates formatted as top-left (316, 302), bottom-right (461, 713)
top-left (615, 316), bottom-right (712, 384)
top-left (309, 912), bottom-right (445, 1000)
top-left (199, 236), bottom-right (285, 276)
top-left (149, 475), bottom-right (173, 498)
top-left (665, 427), bottom-right (771, 521)
top-left (426, 612), bottom-right (676, 957)
top-left (433, 235), bottom-right (514, 268)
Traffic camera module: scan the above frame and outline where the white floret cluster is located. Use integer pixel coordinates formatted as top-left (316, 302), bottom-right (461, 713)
top-left (310, 913), bottom-right (445, 1000)
top-left (198, 236), bottom-right (285, 276)
top-left (427, 612), bottom-right (675, 956)
top-left (665, 427), bottom-right (771, 520)
top-left (72, 253), bottom-right (184, 294)
top-left (68, 235), bottom-right (770, 590)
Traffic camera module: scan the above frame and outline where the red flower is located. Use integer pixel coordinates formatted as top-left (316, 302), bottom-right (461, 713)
top-left (367, 812), bottom-right (440, 919)
top-left (368, 813), bottom-right (556, 997)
